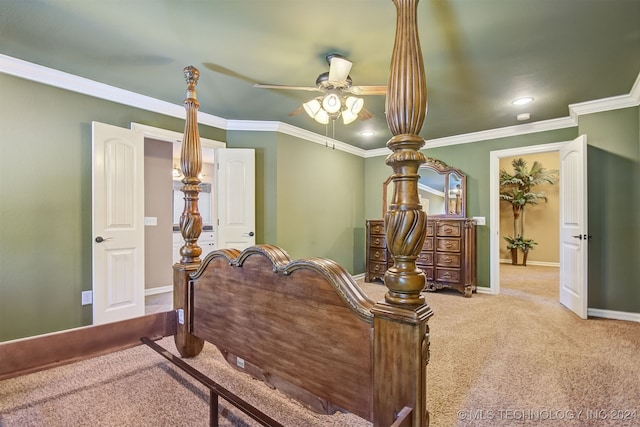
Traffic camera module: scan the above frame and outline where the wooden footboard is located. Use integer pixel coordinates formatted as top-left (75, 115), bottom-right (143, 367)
top-left (188, 245), bottom-right (375, 420)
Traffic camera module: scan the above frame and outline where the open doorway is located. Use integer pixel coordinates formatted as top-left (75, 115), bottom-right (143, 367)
top-left (489, 137), bottom-right (589, 318)
top-left (497, 149), bottom-right (561, 300)
top-left (490, 142), bottom-right (564, 295)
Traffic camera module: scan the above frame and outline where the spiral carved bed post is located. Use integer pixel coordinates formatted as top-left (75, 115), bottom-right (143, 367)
top-left (174, 65), bottom-right (205, 357)
top-left (372, 0), bottom-right (433, 426)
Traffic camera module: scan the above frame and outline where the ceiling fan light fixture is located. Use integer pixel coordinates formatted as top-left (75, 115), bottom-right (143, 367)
top-left (345, 96), bottom-right (364, 115)
top-left (314, 108), bottom-right (330, 124)
top-left (342, 109), bottom-right (358, 124)
top-left (322, 92), bottom-right (342, 113)
top-left (303, 98), bottom-right (322, 118)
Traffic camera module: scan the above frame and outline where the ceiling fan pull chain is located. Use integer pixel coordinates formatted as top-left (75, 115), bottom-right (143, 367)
top-left (332, 120), bottom-right (336, 147)
top-left (325, 122), bottom-right (329, 147)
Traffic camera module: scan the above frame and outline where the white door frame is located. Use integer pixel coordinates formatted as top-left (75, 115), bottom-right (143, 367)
top-left (130, 123), bottom-right (225, 150)
top-left (489, 141), bottom-right (566, 295)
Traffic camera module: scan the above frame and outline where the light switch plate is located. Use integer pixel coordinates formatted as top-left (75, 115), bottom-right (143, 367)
top-left (473, 216), bottom-right (486, 226)
top-left (144, 216), bottom-right (157, 226)
top-left (81, 290), bottom-right (93, 305)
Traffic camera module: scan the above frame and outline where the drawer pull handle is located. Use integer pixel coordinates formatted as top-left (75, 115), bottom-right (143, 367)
top-left (444, 242), bottom-right (453, 248)
top-left (442, 272), bottom-right (451, 278)
top-left (442, 257), bottom-right (452, 264)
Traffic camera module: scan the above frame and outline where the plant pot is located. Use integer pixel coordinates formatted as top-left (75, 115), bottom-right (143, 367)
top-left (510, 248), bottom-right (518, 265)
top-left (522, 248), bottom-right (529, 266)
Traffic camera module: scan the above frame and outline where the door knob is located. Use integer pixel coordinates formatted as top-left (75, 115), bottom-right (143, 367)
top-left (571, 234), bottom-right (592, 240)
top-left (248, 231), bottom-right (255, 237)
top-left (95, 236), bottom-right (112, 243)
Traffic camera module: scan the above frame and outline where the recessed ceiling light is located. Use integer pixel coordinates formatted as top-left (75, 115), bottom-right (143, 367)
top-left (517, 113), bottom-right (531, 121)
top-left (512, 97), bottom-right (534, 106)
top-left (360, 130), bottom-right (376, 137)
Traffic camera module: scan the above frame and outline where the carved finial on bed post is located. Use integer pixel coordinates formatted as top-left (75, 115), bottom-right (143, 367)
top-left (178, 65), bottom-right (203, 264)
top-left (372, 0), bottom-right (432, 426)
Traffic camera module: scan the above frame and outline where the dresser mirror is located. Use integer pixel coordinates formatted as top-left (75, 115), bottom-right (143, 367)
top-left (383, 157), bottom-right (467, 218)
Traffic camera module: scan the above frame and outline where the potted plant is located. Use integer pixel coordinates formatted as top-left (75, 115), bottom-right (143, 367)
top-left (500, 158), bottom-right (558, 265)
top-left (504, 235), bottom-right (538, 266)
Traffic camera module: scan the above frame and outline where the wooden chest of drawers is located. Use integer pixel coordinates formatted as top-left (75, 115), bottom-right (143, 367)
top-left (365, 218), bottom-right (477, 297)
top-left (365, 220), bottom-right (389, 283)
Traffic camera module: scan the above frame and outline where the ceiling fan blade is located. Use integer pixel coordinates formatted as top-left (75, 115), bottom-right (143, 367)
top-left (288, 105), bottom-right (304, 116)
top-left (358, 107), bottom-right (374, 121)
top-left (350, 85), bottom-right (387, 96)
top-left (328, 56), bottom-right (353, 85)
top-left (253, 83), bottom-right (322, 92)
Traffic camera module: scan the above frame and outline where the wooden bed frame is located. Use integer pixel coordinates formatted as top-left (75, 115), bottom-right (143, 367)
top-left (0, 1), bottom-right (433, 426)
top-left (172, 1), bottom-right (432, 425)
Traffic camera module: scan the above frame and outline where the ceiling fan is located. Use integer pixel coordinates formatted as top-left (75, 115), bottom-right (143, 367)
top-left (253, 54), bottom-right (386, 124)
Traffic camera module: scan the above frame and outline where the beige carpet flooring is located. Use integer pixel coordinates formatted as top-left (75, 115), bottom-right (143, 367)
top-left (1, 265), bottom-right (639, 426)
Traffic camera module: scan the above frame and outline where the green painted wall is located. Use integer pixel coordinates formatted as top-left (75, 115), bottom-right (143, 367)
top-left (0, 74), bottom-right (224, 341)
top-left (1, 71), bottom-right (638, 342)
top-left (365, 128), bottom-right (579, 290)
top-left (579, 107), bottom-right (640, 312)
top-left (275, 135), bottom-right (364, 273)
top-left (228, 131), bottom-right (365, 273)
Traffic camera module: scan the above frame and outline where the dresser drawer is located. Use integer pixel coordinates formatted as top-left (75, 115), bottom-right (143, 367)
top-left (436, 253), bottom-right (461, 268)
top-left (370, 235), bottom-right (387, 249)
top-left (369, 261), bottom-right (388, 275)
top-left (435, 268), bottom-right (461, 283)
top-left (436, 237), bottom-right (461, 252)
top-left (422, 237), bottom-right (433, 251)
top-left (417, 251), bottom-right (433, 265)
top-left (436, 222), bottom-right (461, 237)
top-left (426, 222), bottom-right (434, 236)
top-left (420, 266), bottom-right (434, 281)
top-left (370, 248), bottom-right (388, 262)
top-left (369, 222), bottom-right (385, 235)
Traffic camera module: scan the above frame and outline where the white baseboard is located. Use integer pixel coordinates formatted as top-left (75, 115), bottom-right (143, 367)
top-left (352, 273), bottom-right (365, 281)
top-left (588, 308), bottom-right (640, 323)
top-left (499, 259), bottom-right (560, 267)
top-left (145, 285), bottom-right (172, 296)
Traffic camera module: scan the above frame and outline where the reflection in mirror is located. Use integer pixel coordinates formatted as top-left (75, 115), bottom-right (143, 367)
top-left (448, 172), bottom-right (463, 215)
top-left (417, 167), bottom-right (446, 215)
top-left (420, 158), bottom-right (466, 217)
top-left (382, 158), bottom-right (467, 218)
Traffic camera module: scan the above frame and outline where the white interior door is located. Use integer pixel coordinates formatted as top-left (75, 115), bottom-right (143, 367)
top-left (215, 148), bottom-right (255, 250)
top-left (559, 135), bottom-right (588, 319)
top-left (92, 121), bottom-right (145, 325)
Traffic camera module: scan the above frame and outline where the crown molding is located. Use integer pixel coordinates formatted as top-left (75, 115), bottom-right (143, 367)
top-left (0, 54), bottom-right (228, 129)
top-left (569, 72), bottom-right (640, 121)
top-left (365, 116), bottom-right (576, 158)
top-left (365, 72), bottom-right (640, 158)
top-left (227, 119), bottom-right (367, 156)
top-left (2, 54), bottom-right (638, 160)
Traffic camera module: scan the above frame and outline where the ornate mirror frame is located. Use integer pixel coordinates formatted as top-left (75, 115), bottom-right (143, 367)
top-left (383, 157), bottom-right (467, 218)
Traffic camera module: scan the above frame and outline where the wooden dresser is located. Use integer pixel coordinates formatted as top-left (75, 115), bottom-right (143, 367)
top-left (365, 218), bottom-right (477, 297)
